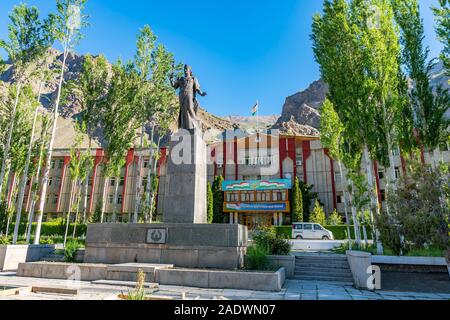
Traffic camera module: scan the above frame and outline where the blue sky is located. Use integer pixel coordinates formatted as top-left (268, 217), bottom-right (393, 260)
top-left (0, 0), bottom-right (444, 117)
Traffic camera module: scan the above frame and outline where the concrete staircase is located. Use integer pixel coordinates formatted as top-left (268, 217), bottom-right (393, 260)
top-left (294, 254), bottom-right (353, 284)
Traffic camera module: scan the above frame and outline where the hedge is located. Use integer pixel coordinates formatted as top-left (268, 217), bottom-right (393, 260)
top-left (275, 225), bottom-right (373, 240)
top-left (9, 222), bottom-right (87, 238)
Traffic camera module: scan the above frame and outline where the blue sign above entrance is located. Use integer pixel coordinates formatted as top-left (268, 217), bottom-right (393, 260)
top-left (225, 202), bottom-right (288, 212)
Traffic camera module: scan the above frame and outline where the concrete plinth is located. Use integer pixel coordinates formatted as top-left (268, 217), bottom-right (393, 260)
top-left (162, 130), bottom-right (207, 224)
top-left (84, 223), bottom-right (248, 269)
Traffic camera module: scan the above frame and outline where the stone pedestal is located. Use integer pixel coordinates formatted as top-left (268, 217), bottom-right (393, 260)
top-left (84, 223), bottom-right (248, 269)
top-left (162, 130), bottom-right (207, 224)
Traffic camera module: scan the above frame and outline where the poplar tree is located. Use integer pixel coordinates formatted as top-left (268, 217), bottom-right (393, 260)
top-left (0, 4), bottom-right (53, 198)
top-left (291, 177), bottom-right (303, 223)
top-left (34, 0), bottom-right (88, 244)
top-left (207, 183), bottom-right (214, 224)
top-left (433, 0), bottom-right (450, 75)
top-left (212, 176), bottom-right (224, 223)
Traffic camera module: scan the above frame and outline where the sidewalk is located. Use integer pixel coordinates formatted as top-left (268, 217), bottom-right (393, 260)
top-left (1, 272), bottom-right (449, 300)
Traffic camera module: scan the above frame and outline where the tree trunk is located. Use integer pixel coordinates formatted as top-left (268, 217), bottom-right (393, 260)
top-left (133, 125), bottom-right (145, 223)
top-left (338, 161), bottom-right (352, 248)
top-left (13, 83), bottom-right (43, 244)
top-left (363, 146), bottom-right (383, 254)
top-left (34, 48), bottom-right (69, 244)
top-left (73, 180), bottom-right (82, 238)
top-left (144, 125), bottom-right (155, 223)
top-left (0, 82), bottom-right (22, 197)
top-left (112, 175), bottom-right (120, 223)
top-left (81, 176), bottom-right (89, 223)
top-left (64, 180), bottom-right (76, 247)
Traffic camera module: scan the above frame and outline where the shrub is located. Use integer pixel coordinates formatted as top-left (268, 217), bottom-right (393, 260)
top-left (126, 269), bottom-right (146, 300)
top-left (245, 245), bottom-right (269, 271)
top-left (64, 240), bottom-right (81, 262)
top-left (309, 200), bottom-right (326, 225)
top-left (275, 226), bottom-right (292, 239)
top-left (0, 235), bottom-right (10, 245)
top-left (253, 227), bottom-right (291, 256)
top-left (327, 210), bottom-right (343, 226)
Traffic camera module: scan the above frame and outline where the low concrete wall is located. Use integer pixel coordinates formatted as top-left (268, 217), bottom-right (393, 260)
top-left (290, 240), bottom-right (343, 251)
top-left (157, 268), bottom-right (285, 292)
top-left (267, 255), bottom-right (295, 278)
top-left (0, 245), bottom-right (55, 271)
top-left (346, 251), bottom-right (372, 290)
top-left (17, 261), bottom-right (286, 292)
top-left (371, 255), bottom-right (447, 266)
top-left (17, 262), bottom-right (108, 281)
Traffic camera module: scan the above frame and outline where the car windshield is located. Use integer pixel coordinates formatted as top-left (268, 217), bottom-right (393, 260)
top-left (314, 225), bottom-right (323, 230)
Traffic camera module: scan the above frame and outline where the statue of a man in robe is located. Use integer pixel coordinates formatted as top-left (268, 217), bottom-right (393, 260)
top-left (171, 65), bottom-right (207, 131)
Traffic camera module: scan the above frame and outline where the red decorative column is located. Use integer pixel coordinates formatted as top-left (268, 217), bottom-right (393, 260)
top-left (234, 137), bottom-right (238, 180)
top-left (400, 155), bottom-right (407, 174)
top-left (89, 149), bottom-right (104, 213)
top-left (121, 149), bottom-right (135, 214)
top-left (279, 138), bottom-right (287, 178)
top-left (223, 140), bottom-right (227, 179)
top-left (302, 140), bottom-right (311, 183)
top-left (373, 161), bottom-right (383, 205)
top-left (288, 138), bottom-right (297, 179)
top-left (56, 156), bottom-right (71, 212)
top-left (324, 149), bottom-right (337, 210)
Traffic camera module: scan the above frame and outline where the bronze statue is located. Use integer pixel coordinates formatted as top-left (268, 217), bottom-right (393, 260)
top-left (171, 65), bottom-right (207, 131)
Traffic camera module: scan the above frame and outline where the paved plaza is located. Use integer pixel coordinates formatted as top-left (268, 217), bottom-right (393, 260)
top-left (1, 272), bottom-right (449, 301)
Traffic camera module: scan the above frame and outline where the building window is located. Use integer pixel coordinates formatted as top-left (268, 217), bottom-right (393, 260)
top-left (117, 195), bottom-right (123, 204)
top-left (337, 193), bottom-right (343, 204)
top-left (53, 195), bottom-right (58, 204)
top-left (58, 160), bottom-right (63, 169)
top-left (378, 169), bottom-right (385, 180)
top-left (380, 190), bottom-right (386, 202)
top-left (392, 146), bottom-right (400, 156)
top-left (108, 195), bottom-right (114, 204)
top-left (335, 172), bottom-right (342, 184)
top-left (45, 194), bottom-right (50, 204)
top-left (395, 167), bottom-right (401, 179)
top-left (439, 142), bottom-right (449, 152)
top-left (143, 161), bottom-right (149, 168)
top-left (48, 177), bottom-right (53, 186)
top-left (110, 178), bottom-right (116, 187)
top-left (273, 192), bottom-right (283, 201)
top-left (51, 160), bottom-right (56, 169)
top-left (120, 177), bottom-right (125, 186)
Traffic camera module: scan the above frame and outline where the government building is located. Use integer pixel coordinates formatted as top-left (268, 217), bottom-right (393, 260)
top-left (6, 131), bottom-right (450, 228)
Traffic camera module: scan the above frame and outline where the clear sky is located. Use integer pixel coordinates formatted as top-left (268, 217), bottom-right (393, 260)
top-left (0, 0), bottom-right (444, 117)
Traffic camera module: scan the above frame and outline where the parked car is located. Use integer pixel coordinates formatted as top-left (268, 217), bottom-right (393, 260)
top-left (292, 223), bottom-right (334, 240)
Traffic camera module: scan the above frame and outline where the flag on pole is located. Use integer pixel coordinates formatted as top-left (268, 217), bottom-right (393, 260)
top-left (251, 102), bottom-right (259, 116)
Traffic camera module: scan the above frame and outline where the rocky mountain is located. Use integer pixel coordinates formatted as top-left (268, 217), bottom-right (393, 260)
top-left (272, 80), bottom-right (328, 136)
top-left (272, 61), bottom-right (449, 136)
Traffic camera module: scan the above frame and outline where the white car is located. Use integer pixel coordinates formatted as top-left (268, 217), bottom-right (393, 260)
top-left (292, 223), bottom-right (334, 240)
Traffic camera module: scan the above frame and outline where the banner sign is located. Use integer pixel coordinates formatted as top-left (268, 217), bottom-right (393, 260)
top-left (225, 202), bottom-right (288, 212)
top-left (222, 179), bottom-right (292, 191)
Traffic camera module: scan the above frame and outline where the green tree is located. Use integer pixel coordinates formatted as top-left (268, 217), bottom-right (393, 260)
top-left (0, 4), bottom-right (53, 198)
top-left (291, 177), bottom-right (303, 223)
top-left (433, 0), bottom-right (450, 75)
top-left (207, 182), bottom-right (213, 224)
top-left (327, 209), bottom-right (343, 226)
top-left (310, 200), bottom-right (326, 225)
top-left (100, 61), bottom-right (139, 223)
top-left (299, 181), bottom-right (317, 222)
top-left (35, 0), bottom-right (88, 244)
top-left (212, 176), bottom-right (224, 223)
top-left (64, 54), bottom-right (109, 223)
top-left (393, 0), bottom-right (450, 159)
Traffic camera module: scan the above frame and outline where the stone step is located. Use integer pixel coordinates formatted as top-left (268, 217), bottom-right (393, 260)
top-left (293, 274), bottom-right (353, 283)
top-left (295, 261), bottom-right (349, 268)
top-left (295, 257), bottom-right (348, 262)
top-left (295, 270), bottom-right (352, 278)
top-left (295, 267), bottom-right (351, 275)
